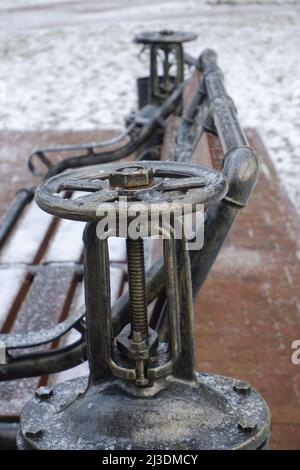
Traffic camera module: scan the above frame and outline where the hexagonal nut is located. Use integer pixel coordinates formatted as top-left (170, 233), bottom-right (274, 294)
top-left (116, 324), bottom-right (158, 360)
top-left (237, 418), bottom-right (257, 433)
top-left (109, 165), bottom-right (154, 189)
top-left (24, 426), bottom-right (44, 440)
top-left (35, 386), bottom-right (53, 400)
top-left (233, 380), bottom-right (251, 395)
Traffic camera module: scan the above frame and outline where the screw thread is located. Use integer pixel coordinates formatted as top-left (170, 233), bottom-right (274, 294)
top-left (126, 238), bottom-right (148, 340)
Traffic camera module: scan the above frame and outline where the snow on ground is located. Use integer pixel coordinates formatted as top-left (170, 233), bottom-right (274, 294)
top-left (1, 0), bottom-right (298, 9)
top-left (0, 0), bottom-right (300, 212)
top-left (0, 0), bottom-right (75, 9)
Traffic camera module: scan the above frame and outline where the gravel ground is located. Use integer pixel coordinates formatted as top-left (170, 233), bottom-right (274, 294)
top-left (0, 0), bottom-right (299, 212)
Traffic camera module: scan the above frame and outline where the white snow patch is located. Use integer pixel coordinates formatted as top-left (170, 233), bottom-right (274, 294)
top-left (0, 1), bottom-right (299, 212)
top-left (51, 265), bottom-right (124, 383)
top-left (43, 191), bottom-right (85, 263)
top-left (0, 201), bottom-right (53, 264)
top-left (44, 217), bottom-right (84, 263)
top-left (0, 267), bottom-right (26, 327)
top-left (215, 246), bottom-right (261, 272)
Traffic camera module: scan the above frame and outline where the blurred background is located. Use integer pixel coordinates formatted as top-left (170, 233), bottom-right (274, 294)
top-left (0, 0), bottom-right (300, 212)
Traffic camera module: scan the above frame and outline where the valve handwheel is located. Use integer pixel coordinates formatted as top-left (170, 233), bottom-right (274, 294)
top-left (35, 161), bottom-right (228, 221)
top-left (134, 30), bottom-right (197, 45)
top-left (35, 161), bottom-right (228, 390)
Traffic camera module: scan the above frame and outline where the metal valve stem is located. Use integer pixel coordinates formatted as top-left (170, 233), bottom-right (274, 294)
top-left (127, 237), bottom-right (150, 386)
top-left (126, 238), bottom-right (148, 340)
top-left (109, 165), bottom-right (157, 386)
top-left (126, 238), bottom-right (150, 387)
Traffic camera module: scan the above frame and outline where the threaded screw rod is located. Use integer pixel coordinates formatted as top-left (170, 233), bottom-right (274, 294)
top-left (126, 238), bottom-right (149, 340)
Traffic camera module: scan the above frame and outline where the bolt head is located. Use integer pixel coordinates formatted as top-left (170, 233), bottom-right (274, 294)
top-left (109, 165), bottom-right (154, 189)
top-left (233, 380), bottom-right (251, 395)
top-left (237, 418), bottom-right (257, 433)
top-left (35, 386), bottom-right (53, 400)
top-left (24, 426), bottom-right (43, 440)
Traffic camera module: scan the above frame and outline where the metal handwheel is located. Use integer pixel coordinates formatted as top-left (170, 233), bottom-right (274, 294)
top-left (35, 160), bottom-right (228, 221)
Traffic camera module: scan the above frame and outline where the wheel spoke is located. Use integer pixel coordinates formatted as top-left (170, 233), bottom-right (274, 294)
top-left (72, 189), bottom-right (118, 206)
top-left (60, 178), bottom-right (106, 192)
top-left (162, 177), bottom-right (206, 192)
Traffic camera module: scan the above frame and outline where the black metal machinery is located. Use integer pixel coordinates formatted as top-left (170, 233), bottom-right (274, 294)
top-left (0, 31), bottom-right (271, 449)
top-left (134, 30), bottom-right (196, 106)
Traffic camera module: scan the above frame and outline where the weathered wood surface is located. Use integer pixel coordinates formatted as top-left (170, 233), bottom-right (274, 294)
top-left (195, 129), bottom-right (300, 450)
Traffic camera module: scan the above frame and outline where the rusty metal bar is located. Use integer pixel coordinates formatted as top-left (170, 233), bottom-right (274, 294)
top-left (0, 338), bottom-right (86, 381)
top-left (28, 82), bottom-right (185, 178)
top-left (0, 421), bottom-right (19, 450)
top-left (190, 49), bottom-right (259, 295)
top-left (83, 222), bottom-right (112, 384)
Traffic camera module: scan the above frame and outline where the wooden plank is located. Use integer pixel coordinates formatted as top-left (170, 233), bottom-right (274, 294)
top-left (45, 225), bottom-right (128, 264)
top-left (194, 128), bottom-right (300, 450)
top-left (0, 268), bottom-right (27, 330)
top-left (50, 266), bottom-right (125, 384)
top-left (44, 218), bottom-right (84, 263)
top-left (0, 201), bottom-right (54, 265)
top-left (0, 129), bottom-right (118, 220)
top-left (0, 265), bottom-right (77, 417)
